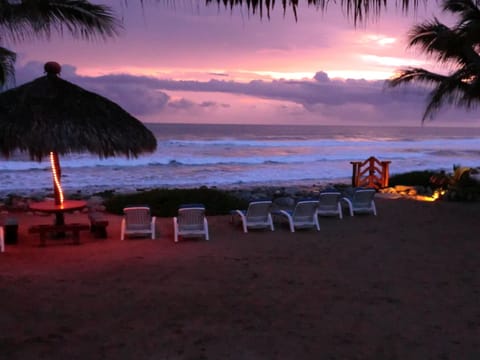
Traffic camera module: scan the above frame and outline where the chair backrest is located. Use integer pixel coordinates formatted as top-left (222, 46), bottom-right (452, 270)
top-left (318, 192), bottom-right (341, 211)
top-left (292, 201), bottom-right (318, 221)
top-left (123, 207), bottom-right (152, 230)
top-left (246, 201), bottom-right (272, 222)
top-left (351, 188), bottom-right (376, 208)
top-left (178, 207), bottom-right (206, 231)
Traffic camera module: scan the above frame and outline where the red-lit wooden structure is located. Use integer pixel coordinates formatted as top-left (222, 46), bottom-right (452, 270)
top-left (351, 156), bottom-right (391, 189)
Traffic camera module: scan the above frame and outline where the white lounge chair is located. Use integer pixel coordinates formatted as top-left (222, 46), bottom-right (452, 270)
top-left (317, 191), bottom-right (343, 219)
top-left (278, 200), bottom-right (320, 232)
top-left (173, 205), bottom-right (209, 243)
top-left (233, 200), bottom-right (274, 233)
top-left (120, 206), bottom-right (156, 240)
top-left (341, 188), bottom-right (377, 216)
top-left (0, 226), bottom-right (4, 252)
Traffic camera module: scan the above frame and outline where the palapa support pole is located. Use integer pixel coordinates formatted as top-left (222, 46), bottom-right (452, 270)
top-left (49, 151), bottom-right (64, 206)
top-left (50, 151), bottom-right (66, 228)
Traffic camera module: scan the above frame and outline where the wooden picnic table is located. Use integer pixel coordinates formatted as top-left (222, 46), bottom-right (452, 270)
top-left (29, 200), bottom-right (89, 243)
top-left (29, 199), bottom-right (87, 226)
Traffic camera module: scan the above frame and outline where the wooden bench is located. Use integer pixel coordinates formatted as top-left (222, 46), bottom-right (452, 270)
top-left (29, 223), bottom-right (90, 246)
top-left (88, 212), bottom-right (109, 239)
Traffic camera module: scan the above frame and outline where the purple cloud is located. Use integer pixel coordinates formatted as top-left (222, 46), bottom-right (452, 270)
top-left (10, 60), bottom-right (480, 126)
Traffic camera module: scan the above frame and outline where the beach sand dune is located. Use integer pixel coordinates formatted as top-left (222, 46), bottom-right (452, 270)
top-left (0, 198), bottom-right (479, 359)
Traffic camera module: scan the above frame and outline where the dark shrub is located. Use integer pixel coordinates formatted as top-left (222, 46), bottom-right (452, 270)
top-left (389, 171), bottom-right (437, 187)
top-left (104, 187), bottom-right (249, 217)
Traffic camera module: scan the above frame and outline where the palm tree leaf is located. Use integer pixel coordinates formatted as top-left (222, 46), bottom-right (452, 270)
top-left (0, 0), bottom-right (121, 42)
top-left (388, 0), bottom-right (480, 122)
top-left (388, 66), bottom-right (480, 121)
top-left (388, 67), bottom-right (448, 87)
top-left (444, 0), bottom-right (480, 45)
top-left (388, 62), bottom-right (480, 121)
top-left (0, 46), bottom-right (16, 88)
top-left (443, 0), bottom-right (480, 18)
top-left (422, 69), bottom-right (475, 121)
top-left (408, 19), bottom-right (469, 65)
top-left (0, 0), bottom-right (120, 87)
top-left (208, 0), bottom-right (420, 24)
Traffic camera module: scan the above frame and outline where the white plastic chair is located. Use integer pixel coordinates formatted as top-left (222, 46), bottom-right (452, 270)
top-left (278, 200), bottom-right (320, 232)
top-left (173, 205), bottom-right (209, 243)
top-left (120, 206), bottom-right (156, 240)
top-left (233, 201), bottom-right (274, 233)
top-left (317, 191), bottom-right (343, 219)
top-left (0, 226), bottom-right (4, 252)
top-left (341, 188), bottom-right (377, 216)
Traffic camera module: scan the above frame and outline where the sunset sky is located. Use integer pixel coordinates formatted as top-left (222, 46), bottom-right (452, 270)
top-left (10, 0), bottom-right (480, 126)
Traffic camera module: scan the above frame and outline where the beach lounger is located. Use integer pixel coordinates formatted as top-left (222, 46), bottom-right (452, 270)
top-left (232, 200), bottom-right (275, 233)
top-left (341, 188), bottom-right (377, 216)
top-left (121, 206), bottom-right (156, 240)
top-left (87, 196), bottom-right (109, 238)
top-left (317, 191), bottom-right (343, 219)
top-left (278, 200), bottom-right (320, 232)
top-left (173, 204), bottom-right (209, 242)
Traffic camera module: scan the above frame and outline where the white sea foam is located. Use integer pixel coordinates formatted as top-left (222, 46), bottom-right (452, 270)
top-left (1, 123), bottom-right (480, 197)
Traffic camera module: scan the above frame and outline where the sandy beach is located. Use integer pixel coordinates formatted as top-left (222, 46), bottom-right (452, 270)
top-left (0, 196), bottom-right (479, 359)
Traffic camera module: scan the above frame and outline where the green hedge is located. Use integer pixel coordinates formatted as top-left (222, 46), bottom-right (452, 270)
top-left (103, 187), bottom-right (249, 217)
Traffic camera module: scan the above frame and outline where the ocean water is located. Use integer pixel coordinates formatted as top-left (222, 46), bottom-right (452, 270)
top-left (2, 123), bottom-right (480, 197)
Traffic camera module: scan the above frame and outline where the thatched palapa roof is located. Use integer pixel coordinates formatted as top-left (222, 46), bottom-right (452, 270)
top-left (0, 62), bottom-right (157, 161)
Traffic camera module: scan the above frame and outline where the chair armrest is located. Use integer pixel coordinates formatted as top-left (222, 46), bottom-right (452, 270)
top-left (278, 209), bottom-right (293, 220)
top-left (233, 209), bottom-right (246, 220)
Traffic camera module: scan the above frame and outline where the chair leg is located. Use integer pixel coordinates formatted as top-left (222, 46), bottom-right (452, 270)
top-left (289, 222), bottom-right (295, 232)
top-left (345, 202), bottom-right (353, 216)
top-left (120, 219), bottom-right (125, 240)
top-left (151, 218), bottom-right (156, 239)
top-left (204, 219), bottom-right (209, 240)
top-left (239, 214), bottom-right (248, 233)
top-left (242, 220), bottom-right (248, 233)
top-left (0, 227), bottom-right (4, 253)
top-left (341, 199), bottom-right (354, 217)
top-left (268, 214), bottom-right (275, 231)
top-left (284, 214), bottom-right (294, 232)
top-left (173, 218), bottom-right (179, 242)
